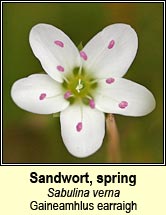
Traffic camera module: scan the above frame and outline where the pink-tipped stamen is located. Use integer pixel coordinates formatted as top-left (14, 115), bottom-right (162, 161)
top-left (54, 40), bottom-right (64, 47)
top-left (106, 77), bottom-right (115, 84)
top-left (39, 93), bottom-right (47, 100)
top-left (64, 91), bottom-right (72, 99)
top-left (119, 101), bottom-right (128, 109)
top-left (89, 99), bottom-right (95, 109)
top-left (108, 40), bottom-right (115, 49)
top-left (80, 51), bottom-right (88, 61)
top-left (76, 122), bottom-right (83, 132)
top-left (57, 65), bottom-right (64, 72)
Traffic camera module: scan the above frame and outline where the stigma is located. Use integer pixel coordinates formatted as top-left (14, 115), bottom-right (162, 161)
top-left (76, 79), bottom-right (84, 93)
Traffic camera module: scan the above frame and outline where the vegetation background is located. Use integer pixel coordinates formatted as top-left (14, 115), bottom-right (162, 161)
top-left (3, 2), bottom-right (163, 163)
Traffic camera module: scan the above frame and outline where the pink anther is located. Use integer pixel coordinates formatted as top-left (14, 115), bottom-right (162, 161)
top-left (119, 101), bottom-right (128, 109)
top-left (54, 40), bottom-right (64, 47)
top-left (108, 40), bottom-right (115, 49)
top-left (39, 93), bottom-right (46, 100)
top-left (64, 91), bottom-right (72, 99)
top-left (80, 51), bottom-right (88, 61)
top-left (106, 78), bottom-right (115, 84)
top-left (76, 122), bottom-right (83, 132)
top-left (89, 99), bottom-right (95, 109)
top-left (57, 65), bottom-right (64, 72)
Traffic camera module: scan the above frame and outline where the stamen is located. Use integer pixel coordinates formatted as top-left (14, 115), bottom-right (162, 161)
top-left (57, 65), bottom-right (64, 72)
top-left (119, 101), bottom-right (128, 109)
top-left (63, 76), bottom-right (69, 84)
top-left (89, 99), bottom-right (95, 109)
top-left (106, 78), bottom-right (115, 84)
top-left (108, 40), bottom-right (115, 49)
top-left (76, 122), bottom-right (83, 132)
top-left (54, 40), bottom-right (64, 47)
top-left (39, 93), bottom-right (46, 100)
top-left (80, 51), bottom-right (88, 61)
top-left (64, 91), bottom-right (72, 99)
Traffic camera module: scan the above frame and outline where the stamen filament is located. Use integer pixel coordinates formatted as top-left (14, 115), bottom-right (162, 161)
top-left (90, 79), bottom-right (98, 84)
top-left (76, 101), bottom-right (83, 132)
top-left (63, 76), bottom-right (69, 83)
top-left (78, 64), bottom-right (83, 76)
top-left (39, 93), bottom-right (62, 100)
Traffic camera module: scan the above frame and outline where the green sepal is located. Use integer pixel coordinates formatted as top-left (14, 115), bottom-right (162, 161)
top-left (53, 112), bottom-right (60, 118)
top-left (77, 41), bottom-right (83, 51)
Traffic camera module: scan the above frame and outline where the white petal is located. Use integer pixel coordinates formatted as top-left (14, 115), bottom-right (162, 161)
top-left (82, 23), bottom-right (138, 78)
top-left (11, 74), bottom-right (69, 114)
top-left (95, 78), bottom-right (156, 116)
top-left (60, 104), bottom-right (105, 158)
top-left (29, 23), bottom-right (81, 83)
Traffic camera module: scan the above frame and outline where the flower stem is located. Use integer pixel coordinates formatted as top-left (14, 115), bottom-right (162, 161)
top-left (106, 113), bottom-right (121, 163)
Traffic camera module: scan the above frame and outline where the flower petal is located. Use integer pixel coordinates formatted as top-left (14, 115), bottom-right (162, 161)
top-left (60, 104), bottom-right (105, 158)
top-left (11, 74), bottom-right (69, 114)
top-left (82, 23), bottom-right (138, 78)
top-left (29, 23), bottom-right (81, 83)
top-left (95, 78), bottom-right (156, 116)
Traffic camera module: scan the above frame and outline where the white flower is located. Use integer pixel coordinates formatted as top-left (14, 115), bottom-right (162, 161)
top-left (11, 23), bottom-right (156, 158)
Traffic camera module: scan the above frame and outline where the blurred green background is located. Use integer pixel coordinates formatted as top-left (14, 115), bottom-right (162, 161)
top-left (3, 2), bottom-right (163, 163)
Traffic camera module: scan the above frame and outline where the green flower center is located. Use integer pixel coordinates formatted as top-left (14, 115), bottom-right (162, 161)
top-left (62, 67), bottom-right (98, 105)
